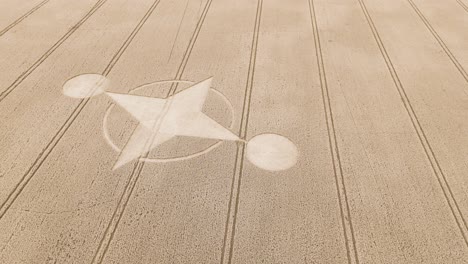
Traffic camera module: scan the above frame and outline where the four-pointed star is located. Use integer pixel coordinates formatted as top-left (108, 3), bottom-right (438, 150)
top-left (106, 77), bottom-right (240, 169)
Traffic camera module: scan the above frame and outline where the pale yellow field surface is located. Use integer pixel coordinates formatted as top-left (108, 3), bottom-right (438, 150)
top-left (1, 0), bottom-right (468, 263)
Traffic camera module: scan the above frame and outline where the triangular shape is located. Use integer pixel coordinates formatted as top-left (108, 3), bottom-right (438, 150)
top-left (170, 77), bottom-right (212, 112)
top-left (113, 124), bottom-right (174, 169)
top-left (107, 92), bottom-right (166, 125)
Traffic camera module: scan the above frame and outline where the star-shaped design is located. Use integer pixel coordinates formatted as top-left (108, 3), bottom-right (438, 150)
top-left (106, 77), bottom-right (240, 169)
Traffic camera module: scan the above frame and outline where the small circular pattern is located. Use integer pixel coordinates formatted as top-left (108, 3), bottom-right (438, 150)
top-left (62, 74), bottom-right (109, 98)
top-left (246, 134), bottom-right (298, 171)
top-left (64, 75), bottom-right (299, 171)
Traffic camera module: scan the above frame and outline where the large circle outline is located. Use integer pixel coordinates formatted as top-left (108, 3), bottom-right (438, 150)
top-left (102, 80), bottom-right (236, 163)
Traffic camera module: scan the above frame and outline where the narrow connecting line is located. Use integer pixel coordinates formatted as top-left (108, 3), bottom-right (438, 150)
top-left (357, 0), bottom-right (468, 246)
top-left (0, 0), bottom-right (161, 220)
top-left (0, 0), bottom-right (108, 102)
top-left (219, 1), bottom-right (262, 263)
top-left (0, 0), bottom-right (50, 37)
top-left (91, 1), bottom-right (214, 263)
top-left (308, 1), bottom-right (360, 264)
top-left (406, 0), bottom-right (468, 84)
